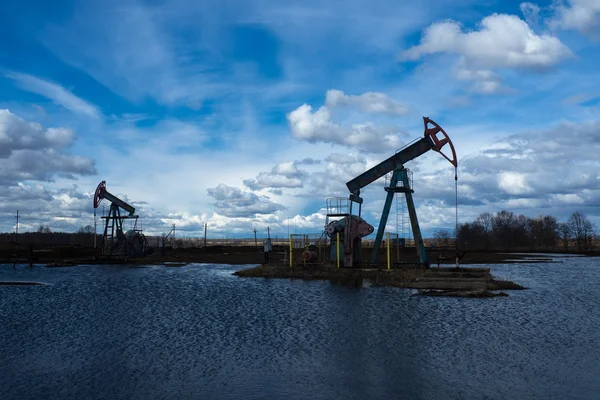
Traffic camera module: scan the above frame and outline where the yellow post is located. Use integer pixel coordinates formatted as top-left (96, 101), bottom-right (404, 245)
top-left (336, 232), bottom-right (340, 268)
top-left (386, 232), bottom-right (391, 270)
top-left (289, 234), bottom-right (293, 268)
top-left (303, 235), bottom-right (308, 266)
top-left (318, 238), bottom-right (321, 262)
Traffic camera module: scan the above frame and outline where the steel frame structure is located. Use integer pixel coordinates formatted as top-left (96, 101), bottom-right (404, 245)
top-left (341, 117), bottom-right (457, 268)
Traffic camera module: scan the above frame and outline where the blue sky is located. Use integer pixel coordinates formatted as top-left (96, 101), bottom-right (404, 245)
top-left (1, 0), bottom-right (599, 239)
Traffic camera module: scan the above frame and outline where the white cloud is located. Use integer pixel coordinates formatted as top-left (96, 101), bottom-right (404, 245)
top-left (0, 110), bottom-right (73, 157)
top-left (5, 72), bottom-right (101, 119)
top-left (551, 193), bottom-right (585, 205)
top-left (453, 65), bottom-right (507, 94)
top-left (498, 172), bottom-right (533, 195)
top-left (325, 89), bottom-right (409, 115)
top-left (272, 161), bottom-right (305, 177)
top-left (159, 211), bottom-right (207, 231)
top-left (401, 14), bottom-right (572, 70)
top-left (206, 184), bottom-right (286, 217)
top-left (285, 210), bottom-right (327, 230)
top-left (0, 110), bottom-right (96, 184)
top-left (244, 174), bottom-right (304, 190)
top-left (520, 2), bottom-right (541, 27)
top-left (324, 153), bottom-right (366, 165)
top-left (242, 151), bottom-right (369, 200)
top-left (157, 209), bottom-right (328, 238)
top-left (287, 103), bottom-right (405, 153)
top-left (244, 160), bottom-right (310, 190)
top-left (303, 153), bottom-right (368, 198)
top-left (549, 0), bottom-right (600, 37)
top-left (458, 120), bottom-right (600, 207)
top-left (0, 183), bottom-right (96, 233)
top-left (400, 13), bottom-right (573, 95)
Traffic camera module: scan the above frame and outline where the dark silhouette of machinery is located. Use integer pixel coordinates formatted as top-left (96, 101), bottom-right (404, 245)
top-left (93, 181), bottom-right (148, 257)
top-left (326, 117), bottom-right (457, 268)
top-left (301, 244), bottom-right (320, 264)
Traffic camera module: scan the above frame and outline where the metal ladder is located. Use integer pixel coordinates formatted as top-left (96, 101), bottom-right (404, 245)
top-left (395, 174), bottom-right (412, 246)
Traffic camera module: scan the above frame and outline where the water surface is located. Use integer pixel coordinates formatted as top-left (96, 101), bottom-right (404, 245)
top-left (1, 256), bottom-right (599, 399)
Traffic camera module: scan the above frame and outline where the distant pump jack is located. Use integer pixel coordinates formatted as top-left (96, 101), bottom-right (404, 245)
top-left (93, 180), bottom-right (148, 257)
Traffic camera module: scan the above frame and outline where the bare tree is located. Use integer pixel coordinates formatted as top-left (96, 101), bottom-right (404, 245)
top-left (492, 210), bottom-right (518, 249)
top-left (529, 215), bottom-right (559, 250)
top-left (37, 225), bottom-right (52, 234)
top-left (568, 212), bottom-right (596, 252)
top-left (475, 212), bottom-right (494, 234)
top-left (541, 215), bottom-right (559, 248)
top-left (433, 229), bottom-right (452, 247)
top-left (557, 222), bottom-right (571, 251)
top-left (77, 225), bottom-right (94, 234)
top-left (456, 222), bottom-right (487, 250)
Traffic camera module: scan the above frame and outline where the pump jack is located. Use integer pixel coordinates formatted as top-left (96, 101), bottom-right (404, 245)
top-left (331, 117), bottom-right (457, 268)
top-left (93, 181), bottom-right (147, 257)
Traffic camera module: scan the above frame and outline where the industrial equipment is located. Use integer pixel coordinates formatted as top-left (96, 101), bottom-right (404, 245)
top-left (327, 117), bottom-right (457, 268)
top-left (302, 244), bottom-right (320, 264)
top-left (325, 214), bottom-right (374, 264)
top-left (93, 180), bottom-right (148, 257)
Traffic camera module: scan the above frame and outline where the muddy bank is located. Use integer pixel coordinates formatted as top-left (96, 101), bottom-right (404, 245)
top-left (233, 264), bottom-right (526, 296)
top-left (417, 289), bottom-right (509, 298)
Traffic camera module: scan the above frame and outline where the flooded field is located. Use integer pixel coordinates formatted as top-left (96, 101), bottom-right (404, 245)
top-left (1, 255), bottom-right (599, 399)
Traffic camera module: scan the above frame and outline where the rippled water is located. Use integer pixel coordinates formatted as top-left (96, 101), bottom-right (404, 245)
top-left (1, 256), bottom-right (599, 400)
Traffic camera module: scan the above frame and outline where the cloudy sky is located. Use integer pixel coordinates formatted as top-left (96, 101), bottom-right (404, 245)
top-left (1, 0), bottom-right (599, 239)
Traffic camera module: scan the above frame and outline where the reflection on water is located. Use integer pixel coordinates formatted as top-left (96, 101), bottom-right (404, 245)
top-left (1, 257), bottom-right (599, 400)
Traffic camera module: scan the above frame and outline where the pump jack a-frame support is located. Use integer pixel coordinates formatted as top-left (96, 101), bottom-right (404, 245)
top-left (370, 166), bottom-right (428, 266)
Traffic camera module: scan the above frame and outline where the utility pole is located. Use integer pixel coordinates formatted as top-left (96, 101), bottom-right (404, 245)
top-left (15, 210), bottom-right (19, 242)
top-left (172, 224), bottom-right (176, 248)
top-left (267, 226), bottom-right (271, 239)
top-left (204, 223), bottom-right (207, 247)
top-left (253, 228), bottom-right (257, 247)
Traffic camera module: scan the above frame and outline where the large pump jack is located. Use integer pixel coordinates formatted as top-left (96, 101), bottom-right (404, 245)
top-left (338, 117), bottom-right (457, 268)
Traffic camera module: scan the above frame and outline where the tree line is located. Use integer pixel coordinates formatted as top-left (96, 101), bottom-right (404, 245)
top-left (2, 211), bottom-right (598, 253)
top-left (439, 210), bottom-right (597, 252)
